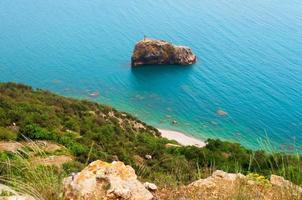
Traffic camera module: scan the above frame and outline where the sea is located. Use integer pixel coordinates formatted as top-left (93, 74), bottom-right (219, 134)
top-left (1, 0), bottom-right (302, 151)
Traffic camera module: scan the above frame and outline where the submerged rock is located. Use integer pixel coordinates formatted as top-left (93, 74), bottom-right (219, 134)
top-left (62, 160), bottom-right (153, 200)
top-left (131, 38), bottom-right (197, 67)
top-left (89, 91), bottom-right (100, 98)
top-left (216, 109), bottom-right (228, 117)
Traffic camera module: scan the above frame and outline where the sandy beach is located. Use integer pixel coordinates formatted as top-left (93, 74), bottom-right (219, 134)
top-left (158, 129), bottom-right (206, 148)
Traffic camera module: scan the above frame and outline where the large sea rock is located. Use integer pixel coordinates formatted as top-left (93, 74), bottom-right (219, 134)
top-left (131, 38), bottom-right (197, 67)
top-left (62, 160), bottom-right (153, 200)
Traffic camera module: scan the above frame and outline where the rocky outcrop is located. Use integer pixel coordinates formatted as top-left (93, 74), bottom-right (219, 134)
top-left (62, 160), bottom-right (153, 200)
top-left (131, 39), bottom-right (196, 67)
top-left (189, 170), bottom-right (245, 188)
top-left (156, 170), bottom-right (302, 200)
top-left (270, 174), bottom-right (302, 192)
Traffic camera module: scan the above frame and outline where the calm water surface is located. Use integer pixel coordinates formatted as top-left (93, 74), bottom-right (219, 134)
top-left (1, 0), bottom-right (302, 151)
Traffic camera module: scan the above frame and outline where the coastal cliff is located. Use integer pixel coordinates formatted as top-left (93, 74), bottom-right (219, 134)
top-left (0, 83), bottom-right (302, 200)
top-left (131, 39), bottom-right (197, 67)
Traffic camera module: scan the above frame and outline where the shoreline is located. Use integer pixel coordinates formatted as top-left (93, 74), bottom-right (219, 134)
top-left (158, 129), bottom-right (206, 148)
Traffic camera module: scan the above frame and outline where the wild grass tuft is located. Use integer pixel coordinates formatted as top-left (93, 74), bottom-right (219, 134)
top-left (0, 141), bottom-right (64, 200)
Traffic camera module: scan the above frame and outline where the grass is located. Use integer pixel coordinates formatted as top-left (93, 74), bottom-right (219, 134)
top-left (0, 142), bottom-right (64, 200)
top-left (0, 139), bottom-right (301, 199)
top-left (257, 134), bottom-right (302, 185)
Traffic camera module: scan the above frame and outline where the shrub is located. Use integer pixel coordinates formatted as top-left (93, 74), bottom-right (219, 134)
top-left (0, 148), bottom-right (63, 200)
top-left (62, 161), bottom-right (85, 175)
top-left (0, 127), bottom-right (17, 141)
top-left (19, 124), bottom-right (56, 140)
top-left (57, 136), bottom-right (88, 157)
top-left (64, 117), bottom-right (80, 132)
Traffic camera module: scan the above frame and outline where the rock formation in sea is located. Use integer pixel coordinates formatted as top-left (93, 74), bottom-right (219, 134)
top-left (131, 38), bottom-right (197, 67)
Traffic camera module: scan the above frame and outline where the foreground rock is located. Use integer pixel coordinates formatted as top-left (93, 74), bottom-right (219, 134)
top-left (63, 160), bottom-right (153, 200)
top-left (131, 38), bottom-right (196, 67)
top-left (156, 170), bottom-right (302, 200)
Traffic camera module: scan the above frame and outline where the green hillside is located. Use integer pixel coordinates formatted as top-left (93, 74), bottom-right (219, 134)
top-left (0, 82), bottom-right (301, 188)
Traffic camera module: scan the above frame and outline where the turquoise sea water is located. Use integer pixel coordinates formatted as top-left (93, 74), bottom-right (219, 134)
top-left (1, 0), bottom-right (302, 151)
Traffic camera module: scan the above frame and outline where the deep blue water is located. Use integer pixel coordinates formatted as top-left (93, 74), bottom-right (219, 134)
top-left (1, 0), bottom-right (302, 151)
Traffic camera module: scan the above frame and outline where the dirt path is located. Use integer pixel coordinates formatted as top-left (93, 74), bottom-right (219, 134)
top-left (0, 140), bottom-right (63, 153)
top-left (33, 155), bottom-right (73, 167)
top-left (0, 141), bottom-right (23, 152)
top-left (0, 140), bottom-right (73, 166)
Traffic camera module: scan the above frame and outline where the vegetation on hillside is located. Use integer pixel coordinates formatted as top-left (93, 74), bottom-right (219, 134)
top-left (0, 82), bottom-right (301, 192)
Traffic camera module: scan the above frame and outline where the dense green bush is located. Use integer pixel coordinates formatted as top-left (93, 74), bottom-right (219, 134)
top-left (62, 161), bottom-right (85, 175)
top-left (57, 136), bottom-right (88, 158)
top-left (0, 127), bottom-right (17, 141)
top-left (19, 124), bottom-right (57, 140)
top-left (64, 117), bottom-right (80, 132)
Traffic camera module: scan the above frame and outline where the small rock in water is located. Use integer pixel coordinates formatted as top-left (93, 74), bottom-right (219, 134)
top-left (210, 121), bottom-right (218, 125)
top-left (134, 94), bottom-right (144, 100)
top-left (216, 109), bottom-right (228, 117)
top-left (166, 107), bottom-right (173, 112)
top-left (234, 132), bottom-right (241, 137)
top-left (51, 79), bottom-right (61, 84)
top-left (89, 91), bottom-right (100, 98)
top-left (172, 120), bottom-right (177, 125)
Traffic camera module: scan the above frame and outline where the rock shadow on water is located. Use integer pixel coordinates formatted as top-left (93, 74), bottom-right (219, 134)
top-left (130, 64), bottom-right (194, 80)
